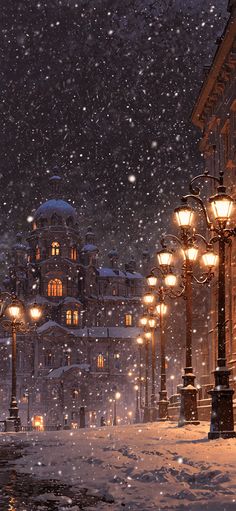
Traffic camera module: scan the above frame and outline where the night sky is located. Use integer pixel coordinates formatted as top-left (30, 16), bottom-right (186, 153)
top-left (0, 0), bottom-right (228, 264)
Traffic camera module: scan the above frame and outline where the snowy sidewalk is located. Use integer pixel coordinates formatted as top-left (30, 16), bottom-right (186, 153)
top-left (4, 421), bottom-right (236, 510)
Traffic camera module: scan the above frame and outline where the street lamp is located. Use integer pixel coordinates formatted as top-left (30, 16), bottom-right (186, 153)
top-left (134, 384), bottom-right (140, 423)
top-left (156, 296), bottom-right (169, 420)
top-left (113, 391), bottom-right (121, 426)
top-left (1, 294), bottom-right (42, 431)
top-left (162, 200), bottom-right (218, 427)
top-left (178, 170), bottom-right (235, 439)
top-left (136, 337), bottom-right (143, 411)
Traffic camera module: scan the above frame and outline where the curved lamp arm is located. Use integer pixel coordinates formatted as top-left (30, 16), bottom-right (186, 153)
top-left (189, 170), bottom-right (222, 196)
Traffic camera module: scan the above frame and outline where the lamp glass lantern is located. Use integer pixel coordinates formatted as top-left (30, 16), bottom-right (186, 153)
top-left (146, 274), bottom-right (158, 288)
top-left (164, 273), bottom-right (177, 287)
top-left (143, 292), bottom-right (155, 306)
top-left (156, 303), bottom-right (167, 316)
top-left (202, 249), bottom-right (218, 269)
top-left (6, 300), bottom-right (22, 321)
top-left (174, 203), bottom-right (194, 229)
top-left (148, 317), bottom-right (156, 328)
top-left (183, 245), bottom-right (198, 262)
top-left (140, 315), bottom-right (148, 327)
top-left (137, 336), bottom-right (144, 345)
top-left (209, 189), bottom-right (234, 224)
top-left (30, 303), bottom-right (42, 322)
top-left (157, 248), bottom-right (173, 267)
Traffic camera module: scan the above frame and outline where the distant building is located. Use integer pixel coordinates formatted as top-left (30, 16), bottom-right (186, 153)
top-left (191, 1), bottom-right (236, 394)
top-left (0, 176), bottom-right (145, 428)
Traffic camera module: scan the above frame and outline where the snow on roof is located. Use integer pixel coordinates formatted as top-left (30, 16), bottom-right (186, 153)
top-left (47, 363), bottom-right (90, 379)
top-left (37, 322), bottom-right (141, 340)
top-left (34, 199), bottom-right (76, 219)
top-left (81, 244), bottom-right (99, 253)
top-left (98, 268), bottom-right (143, 279)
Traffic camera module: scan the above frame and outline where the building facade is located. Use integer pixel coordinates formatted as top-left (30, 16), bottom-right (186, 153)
top-left (191, 0), bottom-right (236, 394)
top-left (0, 176), bottom-right (146, 428)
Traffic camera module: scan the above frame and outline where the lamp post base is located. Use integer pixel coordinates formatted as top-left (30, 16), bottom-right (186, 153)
top-left (178, 369), bottom-right (199, 427)
top-left (143, 406), bottom-right (150, 423)
top-left (135, 409), bottom-right (140, 424)
top-left (150, 407), bottom-right (158, 422)
top-left (158, 391), bottom-right (169, 421)
top-left (208, 367), bottom-right (235, 440)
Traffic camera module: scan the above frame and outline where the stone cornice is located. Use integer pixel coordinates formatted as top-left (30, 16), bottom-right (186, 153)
top-left (192, 14), bottom-right (236, 129)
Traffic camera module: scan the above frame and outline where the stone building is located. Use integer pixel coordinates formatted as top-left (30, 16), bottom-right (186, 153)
top-left (0, 176), bottom-right (145, 428)
top-left (191, 0), bottom-right (236, 394)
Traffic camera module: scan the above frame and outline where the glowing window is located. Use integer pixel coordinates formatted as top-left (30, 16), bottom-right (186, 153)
top-left (73, 310), bottom-right (79, 325)
top-left (51, 241), bottom-right (60, 256)
top-left (66, 310), bottom-right (72, 325)
top-left (36, 246), bottom-right (40, 261)
top-left (70, 247), bottom-right (77, 261)
top-left (97, 354), bottom-right (104, 369)
top-left (125, 314), bottom-right (133, 326)
top-left (47, 278), bottom-right (63, 297)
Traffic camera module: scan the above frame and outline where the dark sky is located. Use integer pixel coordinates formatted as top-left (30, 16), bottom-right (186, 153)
top-left (0, 0), bottom-right (228, 263)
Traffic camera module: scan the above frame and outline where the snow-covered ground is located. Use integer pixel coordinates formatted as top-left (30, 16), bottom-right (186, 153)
top-left (4, 421), bottom-right (236, 510)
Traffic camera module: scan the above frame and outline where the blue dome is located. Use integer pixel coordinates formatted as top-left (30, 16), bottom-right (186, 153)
top-left (34, 199), bottom-right (76, 220)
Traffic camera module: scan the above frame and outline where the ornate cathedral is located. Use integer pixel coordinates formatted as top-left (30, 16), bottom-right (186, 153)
top-left (0, 176), bottom-right (147, 428)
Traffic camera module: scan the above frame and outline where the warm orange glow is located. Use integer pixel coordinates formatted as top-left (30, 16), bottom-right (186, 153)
top-left (73, 310), bottom-right (79, 325)
top-left (30, 303), bottom-right (42, 321)
top-left (164, 273), bottom-right (177, 287)
top-left (36, 246), bottom-right (41, 261)
top-left (137, 336), bottom-right (143, 345)
top-left (125, 313), bottom-right (133, 326)
top-left (97, 354), bottom-right (104, 369)
top-left (32, 415), bottom-right (44, 431)
top-left (47, 278), bottom-right (63, 297)
top-left (146, 274), bottom-right (158, 287)
top-left (143, 293), bottom-right (155, 306)
top-left (202, 250), bottom-right (218, 269)
top-left (148, 317), bottom-right (156, 328)
top-left (156, 303), bottom-right (167, 316)
top-left (140, 315), bottom-right (148, 326)
top-left (209, 190), bottom-right (234, 223)
top-left (183, 246), bottom-right (198, 262)
top-left (66, 310), bottom-right (72, 325)
top-left (175, 204), bottom-right (194, 229)
top-left (157, 249), bottom-right (173, 267)
top-left (70, 247), bottom-right (77, 260)
top-left (51, 241), bottom-right (60, 256)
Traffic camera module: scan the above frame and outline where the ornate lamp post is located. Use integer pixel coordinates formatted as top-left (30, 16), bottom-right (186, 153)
top-left (179, 170), bottom-right (236, 439)
top-left (139, 313), bottom-right (151, 423)
top-left (136, 336), bottom-right (144, 410)
top-left (134, 384), bottom-right (140, 423)
top-left (113, 391), bottom-right (121, 426)
top-left (160, 225), bottom-right (217, 427)
top-left (0, 294), bottom-right (42, 431)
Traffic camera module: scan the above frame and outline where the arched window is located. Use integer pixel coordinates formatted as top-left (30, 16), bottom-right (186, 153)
top-left (51, 241), bottom-right (60, 256)
top-left (66, 310), bottom-right (72, 325)
top-left (70, 246), bottom-right (77, 261)
top-left (36, 246), bottom-right (40, 261)
top-left (97, 354), bottom-right (104, 369)
top-left (47, 278), bottom-right (63, 297)
top-left (125, 313), bottom-right (133, 327)
top-left (73, 310), bottom-right (79, 325)
top-left (66, 310), bottom-right (79, 326)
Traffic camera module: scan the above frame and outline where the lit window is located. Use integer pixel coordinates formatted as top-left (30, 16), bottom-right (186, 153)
top-left (112, 288), bottom-right (117, 296)
top-left (73, 310), bottom-right (79, 325)
top-left (125, 314), bottom-right (133, 326)
top-left (70, 247), bottom-right (77, 261)
top-left (51, 241), bottom-right (60, 256)
top-left (36, 246), bottom-right (40, 261)
top-left (66, 310), bottom-right (72, 325)
top-left (97, 354), bottom-right (104, 369)
top-left (47, 278), bottom-right (63, 297)
top-left (72, 389), bottom-right (79, 399)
